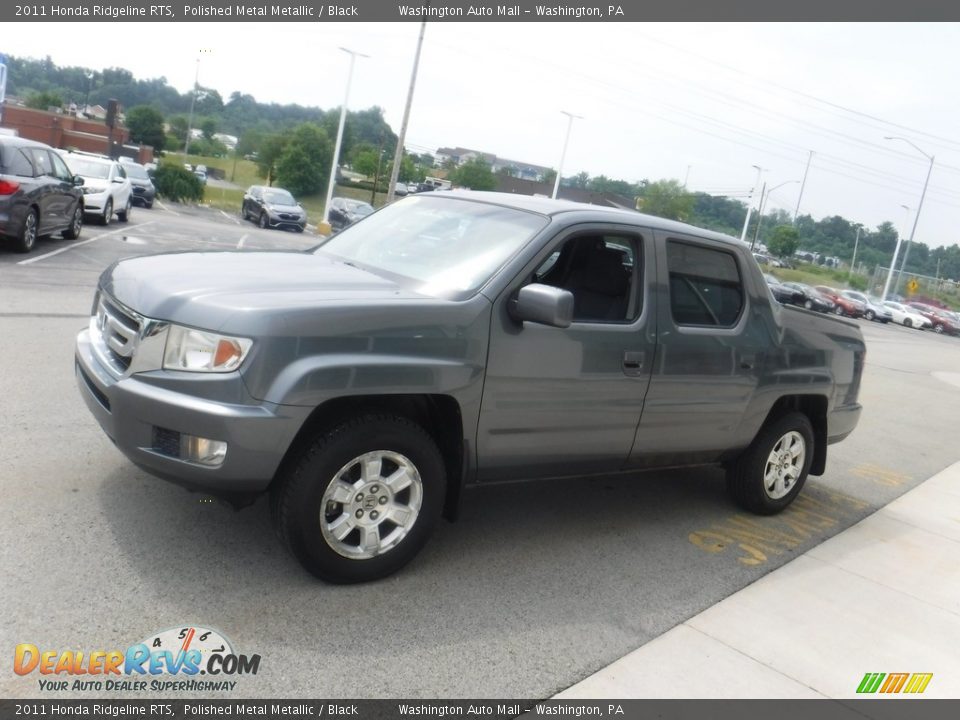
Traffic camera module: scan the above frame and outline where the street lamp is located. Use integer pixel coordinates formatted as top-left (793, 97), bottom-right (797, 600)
top-left (183, 51), bottom-right (208, 156)
top-left (895, 204), bottom-right (913, 292)
top-left (386, 21), bottom-right (427, 204)
top-left (751, 180), bottom-right (799, 250)
top-left (322, 47), bottom-right (369, 228)
top-left (83, 71), bottom-right (94, 115)
top-left (739, 165), bottom-right (764, 243)
top-left (880, 137), bottom-right (935, 302)
top-left (552, 111), bottom-right (583, 199)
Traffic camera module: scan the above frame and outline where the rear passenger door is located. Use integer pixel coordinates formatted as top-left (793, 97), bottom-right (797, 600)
top-left (628, 233), bottom-right (762, 467)
top-left (26, 148), bottom-right (62, 232)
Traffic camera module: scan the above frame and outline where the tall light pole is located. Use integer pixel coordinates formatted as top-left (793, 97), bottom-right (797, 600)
top-left (183, 51), bottom-right (207, 156)
top-left (739, 165), bottom-right (764, 243)
top-left (848, 226), bottom-right (862, 281)
top-left (386, 22), bottom-right (427, 203)
top-left (322, 47), bottom-right (369, 228)
top-left (793, 150), bottom-right (814, 223)
top-left (894, 204), bottom-right (913, 292)
top-left (552, 111), bottom-right (583, 199)
top-left (752, 179), bottom-right (799, 250)
top-left (880, 137), bottom-right (935, 301)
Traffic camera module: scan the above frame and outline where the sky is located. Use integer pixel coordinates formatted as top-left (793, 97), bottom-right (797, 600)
top-left (6, 22), bottom-right (960, 248)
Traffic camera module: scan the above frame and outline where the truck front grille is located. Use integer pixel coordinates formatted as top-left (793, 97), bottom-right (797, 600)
top-left (96, 295), bottom-right (142, 372)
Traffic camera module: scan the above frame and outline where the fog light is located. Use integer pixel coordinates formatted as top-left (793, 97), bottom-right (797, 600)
top-left (181, 435), bottom-right (227, 466)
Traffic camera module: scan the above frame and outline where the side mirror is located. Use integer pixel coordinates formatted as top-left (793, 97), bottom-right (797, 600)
top-left (510, 283), bottom-right (574, 328)
top-left (73, 175), bottom-right (84, 187)
top-left (112, 177), bottom-right (125, 184)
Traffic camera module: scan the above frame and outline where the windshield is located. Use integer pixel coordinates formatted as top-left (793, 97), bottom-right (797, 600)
top-left (346, 202), bottom-right (373, 216)
top-left (264, 189), bottom-right (296, 205)
top-left (316, 195), bottom-right (548, 297)
top-left (124, 164), bottom-right (150, 179)
top-left (67, 158), bottom-right (111, 179)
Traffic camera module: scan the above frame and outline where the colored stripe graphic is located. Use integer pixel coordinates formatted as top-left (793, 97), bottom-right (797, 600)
top-left (857, 673), bottom-right (885, 693)
top-left (880, 673), bottom-right (909, 693)
top-left (904, 673), bottom-right (933, 694)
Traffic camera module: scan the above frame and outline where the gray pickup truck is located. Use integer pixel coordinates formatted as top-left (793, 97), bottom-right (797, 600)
top-left (76, 192), bottom-right (865, 583)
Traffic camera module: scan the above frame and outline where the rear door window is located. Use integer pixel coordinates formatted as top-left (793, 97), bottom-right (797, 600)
top-left (667, 240), bottom-right (744, 327)
top-left (3, 148), bottom-right (36, 177)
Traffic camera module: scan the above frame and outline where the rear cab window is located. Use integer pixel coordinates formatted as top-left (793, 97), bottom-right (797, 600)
top-left (667, 240), bottom-right (744, 328)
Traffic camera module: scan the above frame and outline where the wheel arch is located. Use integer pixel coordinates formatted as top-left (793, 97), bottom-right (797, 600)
top-left (270, 393), bottom-right (466, 520)
top-left (758, 394), bottom-right (829, 476)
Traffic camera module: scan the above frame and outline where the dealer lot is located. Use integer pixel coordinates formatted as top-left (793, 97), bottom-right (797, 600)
top-left (1, 204), bottom-right (958, 698)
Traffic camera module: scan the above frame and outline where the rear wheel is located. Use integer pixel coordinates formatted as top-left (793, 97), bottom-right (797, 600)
top-left (904, 318), bottom-right (912, 328)
top-left (834, 306), bottom-right (845, 316)
top-left (934, 323), bottom-right (945, 334)
top-left (727, 412), bottom-right (814, 515)
top-left (271, 415), bottom-right (446, 583)
top-left (15, 208), bottom-right (38, 253)
top-left (804, 300), bottom-right (813, 310)
top-left (865, 310), bottom-right (875, 321)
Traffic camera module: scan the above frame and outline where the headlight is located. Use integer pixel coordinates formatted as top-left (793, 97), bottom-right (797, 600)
top-left (83, 186), bottom-right (107, 195)
top-left (163, 325), bottom-right (253, 373)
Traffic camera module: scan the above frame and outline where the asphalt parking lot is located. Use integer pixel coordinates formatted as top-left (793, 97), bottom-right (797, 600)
top-left (2, 203), bottom-right (959, 699)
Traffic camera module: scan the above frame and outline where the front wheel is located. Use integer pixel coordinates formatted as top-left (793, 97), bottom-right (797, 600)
top-left (258, 213), bottom-right (268, 229)
top-left (62, 204), bottom-right (83, 239)
top-left (904, 318), bottom-right (912, 328)
top-left (117, 197), bottom-right (131, 222)
top-left (934, 323), bottom-right (945, 334)
top-left (804, 300), bottom-right (813, 310)
top-left (271, 415), bottom-right (446, 583)
top-left (101, 199), bottom-right (113, 226)
top-left (865, 310), bottom-right (875, 321)
top-left (834, 306), bottom-right (845, 316)
top-left (727, 412), bottom-right (814, 515)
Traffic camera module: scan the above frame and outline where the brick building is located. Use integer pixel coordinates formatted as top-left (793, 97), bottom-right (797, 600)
top-left (0, 103), bottom-right (154, 163)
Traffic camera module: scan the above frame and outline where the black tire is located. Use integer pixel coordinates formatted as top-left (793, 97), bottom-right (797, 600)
top-left (117, 197), bottom-right (131, 223)
top-left (145, 201), bottom-right (154, 210)
top-left (15, 208), bottom-right (38, 253)
top-left (834, 306), bottom-right (845, 316)
top-left (904, 319), bottom-right (912, 328)
top-left (271, 414), bottom-right (446, 583)
top-left (258, 213), bottom-right (268, 229)
top-left (295, 225), bottom-right (305, 233)
top-left (865, 310), bottom-right (875, 321)
top-left (62, 203), bottom-right (83, 240)
top-left (934, 323), bottom-right (945, 334)
top-left (727, 412), bottom-right (814, 515)
top-left (101, 199), bottom-right (113, 226)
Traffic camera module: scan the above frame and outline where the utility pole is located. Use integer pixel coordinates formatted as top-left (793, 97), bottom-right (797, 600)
top-left (387, 21), bottom-right (427, 203)
top-left (183, 55), bottom-right (201, 156)
top-left (371, 132), bottom-right (385, 205)
top-left (751, 181), bottom-right (767, 250)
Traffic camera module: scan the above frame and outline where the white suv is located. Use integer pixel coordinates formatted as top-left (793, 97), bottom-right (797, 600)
top-left (60, 153), bottom-right (133, 225)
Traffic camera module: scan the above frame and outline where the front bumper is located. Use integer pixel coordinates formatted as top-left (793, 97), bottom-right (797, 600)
top-left (265, 213), bottom-right (306, 232)
top-left (131, 185), bottom-right (156, 205)
top-left (75, 326), bottom-right (310, 495)
top-left (82, 190), bottom-right (110, 214)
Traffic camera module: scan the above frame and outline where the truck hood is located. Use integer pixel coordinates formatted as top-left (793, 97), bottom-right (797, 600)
top-left (101, 251), bottom-right (429, 331)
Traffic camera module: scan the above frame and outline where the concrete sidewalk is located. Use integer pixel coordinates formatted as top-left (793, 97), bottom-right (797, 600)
top-left (557, 462), bottom-right (960, 699)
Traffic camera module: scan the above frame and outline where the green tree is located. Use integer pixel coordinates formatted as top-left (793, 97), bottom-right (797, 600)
top-left (450, 159), bottom-right (496, 190)
top-left (637, 179), bottom-right (694, 221)
top-left (168, 115), bottom-right (189, 143)
top-left (125, 105), bottom-right (166, 152)
top-left (275, 123), bottom-right (332, 196)
top-left (767, 225), bottom-right (801, 258)
top-left (541, 168), bottom-right (557, 186)
top-left (256, 133), bottom-right (291, 184)
top-left (571, 171), bottom-right (590, 189)
top-left (200, 117), bottom-right (217, 141)
top-left (25, 90), bottom-right (63, 110)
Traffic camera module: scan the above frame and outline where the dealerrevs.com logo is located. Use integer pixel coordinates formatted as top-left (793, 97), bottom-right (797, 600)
top-left (14, 626), bottom-right (260, 693)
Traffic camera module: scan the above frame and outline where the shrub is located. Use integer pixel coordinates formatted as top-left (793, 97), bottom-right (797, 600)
top-left (153, 164), bottom-right (204, 203)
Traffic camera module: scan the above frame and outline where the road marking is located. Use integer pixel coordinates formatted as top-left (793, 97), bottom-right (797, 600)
top-left (220, 210), bottom-right (241, 225)
top-left (17, 221), bottom-right (158, 265)
top-left (849, 463), bottom-right (911, 487)
top-left (236, 234), bottom-right (248, 249)
top-left (155, 199), bottom-right (179, 216)
top-left (689, 490), bottom-right (869, 566)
